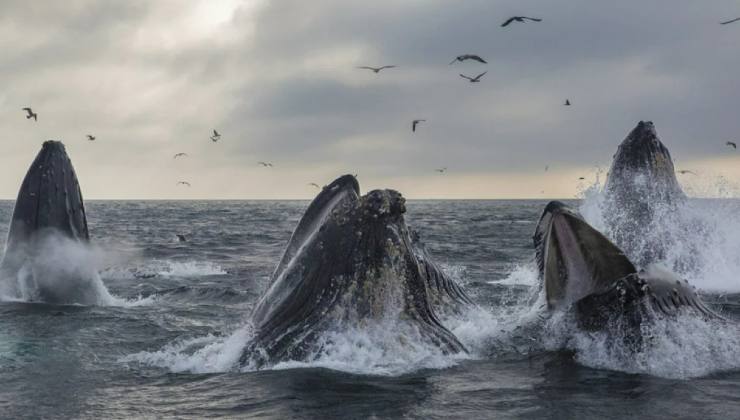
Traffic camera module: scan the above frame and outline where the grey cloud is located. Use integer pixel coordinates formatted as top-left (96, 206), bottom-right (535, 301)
top-left (0, 0), bottom-right (739, 198)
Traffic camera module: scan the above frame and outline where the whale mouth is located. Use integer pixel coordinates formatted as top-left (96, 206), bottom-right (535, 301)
top-left (534, 201), bottom-right (636, 309)
top-left (245, 176), bottom-right (465, 366)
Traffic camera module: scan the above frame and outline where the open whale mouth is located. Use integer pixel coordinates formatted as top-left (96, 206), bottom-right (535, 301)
top-left (534, 201), bottom-right (720, 328)
top-left (534, 201), bottom-right (637, 309)
top-left (244, 175), bottom-right (466, 366)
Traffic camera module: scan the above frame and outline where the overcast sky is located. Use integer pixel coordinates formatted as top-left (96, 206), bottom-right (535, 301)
top-left (1, 0), bottom-right (739, 199)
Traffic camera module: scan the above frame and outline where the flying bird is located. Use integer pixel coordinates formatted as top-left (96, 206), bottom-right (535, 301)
top-left (308, 183), bottom-right (321, 189)
top-left (578, 177), bottom-right (586, 180)
top-left (173, 153), bottom-right (188, 159)
top-left (412, 119), bottom-right (426, 132)
top-left (86, 134), bottom-right (96, 141)
top-left (177, 181), bottom-right (191, 187)
top-left (258, 161), bottom-right (273, 167)
top-left (449, 54), bottom-right (487, 65)
top-left (210, 129), bottom-right (221, 142)
top-left (564, 99), bottom-right (571, 106)
top-left (460, 72), bottom-right (487, 83)
top-left (501, 16), bottom-right (542, 27)
top-left (22, 107), bottom-right (37, 121)
top-left (435, 167), bottom-right (447, 173)
top-left (720, 17), bottom-right (740, 25)
top-left (726, 141), bottom-right (737, 149)
top-left (176, 234), bottom-right (187, 242)
top-left (677, 170), bottom-right (697, 175)
top-left (357, 65), bottom-right (397, 73)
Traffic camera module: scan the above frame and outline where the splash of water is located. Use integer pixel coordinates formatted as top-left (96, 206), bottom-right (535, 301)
top-left (542, 305), bottom-right (740, 379)
top-left (101, 260), bottom-right (227, 280)
top-left (0, 233), bottom-right (153, 307)
top-left (579, 177), bottom-right (740, 292)
top-left (0, 233), bottom-right (116, 305)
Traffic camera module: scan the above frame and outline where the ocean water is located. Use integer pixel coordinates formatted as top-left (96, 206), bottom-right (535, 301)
top-left (2, 198), bottom-right (740, 419)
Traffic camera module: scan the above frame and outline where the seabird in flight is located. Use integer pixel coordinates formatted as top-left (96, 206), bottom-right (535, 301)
top-left (501, 16), bottom-right (542, 27)
top-left (460, 72), bottom-right (487, 83)
top-left (357, 65), bottom-right (397, 73)
top-left (412, 119), bottom-right (426, 132)
top-left (449, 54), bottom-right (487, 65)
top-left (22, 107), bottom-right (37, 121)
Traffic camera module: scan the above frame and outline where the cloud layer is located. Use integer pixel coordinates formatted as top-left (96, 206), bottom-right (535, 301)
top-left (1, 0), bottom-right (739, 198)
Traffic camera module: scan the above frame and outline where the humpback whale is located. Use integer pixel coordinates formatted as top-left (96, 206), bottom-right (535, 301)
top-left (240, 175), bottom-right (468, 366)
top-left (534, 201), bottom-right (717, 333)
top-left (0, 141), bottom-right (107, 305)
top-left (602, 121), bottom-right (686, 267)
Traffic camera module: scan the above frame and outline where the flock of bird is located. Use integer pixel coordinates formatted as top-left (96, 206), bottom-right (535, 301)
top-left (19, 14), bottom-right (740, 190)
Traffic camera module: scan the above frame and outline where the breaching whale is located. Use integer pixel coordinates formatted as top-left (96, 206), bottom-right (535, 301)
top-left (0, 141), bottom-right (107, 305)
top-left (534, 201), bottom-right (717, 333)
top-left (240, 175), bottom-right (468, 366)
top-left (602, 121), bottom-right (686, 267)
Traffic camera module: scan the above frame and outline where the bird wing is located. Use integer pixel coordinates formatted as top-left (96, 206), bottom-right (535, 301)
top-left (449, 58), bottom-right (459, 64)
top-left (524, 17), bottom-right (543, 22)
top-left (472, 55), bottom-right (487, 63)
top-left (22, 107), bottom-right (31, 112)
top-left (213, 130), bottom-right (219, 136)
top-left (459, 74), bottom-right (473, 81)
top-left (720, 17), bottom-right (740, 24)
top-left (474, 71), bottom-right (488, 80)
top-left (380, 65), bottom-right (397, 70)
top-left (357, 66), bottom-right (377, 70)
top-left (501, 17), bottom-right (516, 27)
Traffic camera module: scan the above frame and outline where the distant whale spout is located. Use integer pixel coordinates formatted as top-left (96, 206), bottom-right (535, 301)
top-left (0, 141), bottom-right (108, 305)
top-left (241, 175), bottom-right (468, 366)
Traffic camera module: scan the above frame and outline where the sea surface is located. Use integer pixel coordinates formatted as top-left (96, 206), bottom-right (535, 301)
top-left (2, 198), bottom-right (740, 419)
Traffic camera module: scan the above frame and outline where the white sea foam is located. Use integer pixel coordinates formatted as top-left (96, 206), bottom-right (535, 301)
top-left (101, 260), bottom-right (227, 280)
top-left (0, 233), bottom-right (163, 307)
top-left (0, 234), bottom-right (118, 306)
top-left (489, 264), bottom-right (538, 287)
top-left (121, 327), bottom-right (253, 373)
top-left (579, 178), bottom-right (740, 292)
top-left (542, 307), bottom-right (740, 379)
top-left (123, 318), bottom-right (470, 376)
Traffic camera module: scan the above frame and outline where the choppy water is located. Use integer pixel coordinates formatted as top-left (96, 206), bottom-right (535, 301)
top-left (2, 198), bottom-right (740, 419)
